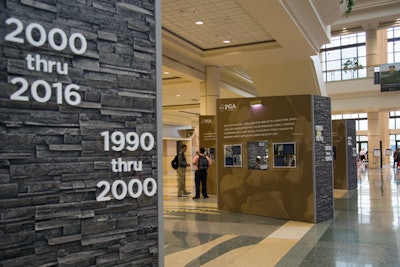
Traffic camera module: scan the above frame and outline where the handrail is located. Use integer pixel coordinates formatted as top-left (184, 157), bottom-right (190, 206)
top-left (323, 65), bottom-right (380, 82)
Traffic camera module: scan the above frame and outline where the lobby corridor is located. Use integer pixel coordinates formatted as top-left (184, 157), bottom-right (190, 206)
top-left (164, 166), bottom-right (400, 266)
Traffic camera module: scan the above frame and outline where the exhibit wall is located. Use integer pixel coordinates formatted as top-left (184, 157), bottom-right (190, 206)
top-left (332, 120), bottom-right (358, 190)
top-left (312, 95), bottom-right (334, 222)
top-left (0, 1), bottom-right (161, 266)
top-left (216, 95), bottom-right (333, 223)
top-left (199, 115), bottom-right (217, 194)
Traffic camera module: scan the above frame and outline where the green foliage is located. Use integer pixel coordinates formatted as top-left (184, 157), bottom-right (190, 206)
top-left (340, 0), bottom-right (355, 16)
top-left (343, 58), bottom-right (363, 78)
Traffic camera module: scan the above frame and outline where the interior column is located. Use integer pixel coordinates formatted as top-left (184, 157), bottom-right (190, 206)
top-left (366, 28), bottom-right (378, 66)
top-left (380, 112), bottom-right (390, 165)
top-left (366, 28), bottom-right (390, 166)
top-left (367, 111), bottom-right (381, 168)
top-left (200, 66), bottom-right (220, 115)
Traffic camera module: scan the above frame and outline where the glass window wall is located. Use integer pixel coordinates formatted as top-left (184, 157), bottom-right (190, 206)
top-left (321, 32), bottom-right (366, 82)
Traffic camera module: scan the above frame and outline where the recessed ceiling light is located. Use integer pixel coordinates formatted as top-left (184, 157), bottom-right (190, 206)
top-left (195, 20), bottom-right (204, 25)
top-left (342, 27), bottom-right (347, 30)
top-left (176, 94), bottom-right (181, 97)
top-left (223, 40), bottom-right (231, 44)
top-left (164, 71), bottom-right (170, 75)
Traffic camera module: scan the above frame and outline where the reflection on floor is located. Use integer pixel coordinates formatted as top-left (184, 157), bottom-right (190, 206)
top-left (164, 166), bottom-right (400, 266)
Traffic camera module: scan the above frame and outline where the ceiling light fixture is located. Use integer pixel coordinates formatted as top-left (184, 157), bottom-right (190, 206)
top-left (176, 94), bottom-right (181, 97)
top-left (163, 71), bottom-right (170, 75)
top-left (195, 20), bottom-right (204, 25)
top-left (223, 40), bottom-right (231, 44)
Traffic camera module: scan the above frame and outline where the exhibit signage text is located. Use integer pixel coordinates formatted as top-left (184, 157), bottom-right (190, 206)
top-left (5, 17), bottom-right (84, 106)
top-left (97, 131), bottom-right (157, 202)
top-left (4, 17), bottom-right (157, 202)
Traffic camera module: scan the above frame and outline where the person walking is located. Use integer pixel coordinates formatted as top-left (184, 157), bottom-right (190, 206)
top-left (192, 147), bottom-right (212, 199)
top-left (394, 148), bottom-right (399, 168)
top-left (360, 148), bottom-right (366, 161)
top-left (177, 144), bottom-right (190, 197)
top-left (397, 149), bottom-right (400, 169)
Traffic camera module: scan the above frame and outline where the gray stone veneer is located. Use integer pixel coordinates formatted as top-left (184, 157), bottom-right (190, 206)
top-left (346, 120), bottom-right (358, 190)
top-left (313, 95), bottom-right (334, 223)
top-left (0, 1), bottom-right (159, 266)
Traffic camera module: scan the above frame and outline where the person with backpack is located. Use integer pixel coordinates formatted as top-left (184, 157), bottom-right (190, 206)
top-left (192, 147), bottom-right (212, 199)
top-left (177, 144), bottom-right (191, 197)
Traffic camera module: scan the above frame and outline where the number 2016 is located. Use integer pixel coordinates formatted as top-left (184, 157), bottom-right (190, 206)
top-left (101, 131), bottom-right (155, 152)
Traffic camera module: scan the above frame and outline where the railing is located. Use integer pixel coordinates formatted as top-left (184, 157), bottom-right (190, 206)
top-left (323, 65), bottom-right (379, 83)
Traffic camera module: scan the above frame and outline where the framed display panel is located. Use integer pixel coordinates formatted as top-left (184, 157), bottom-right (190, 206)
top-left (224, 144), bottom-right (242, 167)
top-left (380, 63), bottom-right (400, 92)
top-left (373, 149), bottom-right (381, 157)
top-left (205, 147), bottom-right (216, 161)
top-left (247, 141), bottom-right (269, 170)
top-left (273, 142), bottom-right (296, 168)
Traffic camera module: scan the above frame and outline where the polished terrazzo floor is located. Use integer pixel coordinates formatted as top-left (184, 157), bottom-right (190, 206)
top-left (164, 164), bottom-right (400, 266)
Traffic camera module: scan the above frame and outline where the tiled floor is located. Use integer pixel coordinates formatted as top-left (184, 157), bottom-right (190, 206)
top-left (164, 165), bottom-right (400, 266)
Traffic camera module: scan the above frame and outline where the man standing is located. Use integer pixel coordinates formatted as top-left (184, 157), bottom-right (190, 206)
top-left (177, 144), bottom-right (190, 197)
top-left (192, 147), bottom-right (212, 199)
top-left (394, 148), bottom-right (399, 168)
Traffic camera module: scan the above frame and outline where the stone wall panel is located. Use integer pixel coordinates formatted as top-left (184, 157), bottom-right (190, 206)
top-left (0, 0), bottom-right (159, 265)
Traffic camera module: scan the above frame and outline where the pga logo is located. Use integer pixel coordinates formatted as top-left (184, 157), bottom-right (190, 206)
top-left (219, 103), bottom-right (237, 112)
top-left (201, 118), bottom-right (213, 124)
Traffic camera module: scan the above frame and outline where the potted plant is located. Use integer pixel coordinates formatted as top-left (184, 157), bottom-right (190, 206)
top-left (343, 58), bottom-right (363, 78)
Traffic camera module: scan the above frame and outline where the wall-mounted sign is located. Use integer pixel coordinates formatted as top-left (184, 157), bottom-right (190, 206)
top-left (373, 149), bottom-right (381, 157)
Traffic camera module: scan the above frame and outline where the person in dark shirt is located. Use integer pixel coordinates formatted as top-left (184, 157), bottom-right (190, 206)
top-left (177, 144), bottom-right (190, 197)
top-left (192, 147), bottom-right (212, 199)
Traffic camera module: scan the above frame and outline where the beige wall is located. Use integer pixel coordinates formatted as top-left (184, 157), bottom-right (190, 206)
top-left (216, 95), bottom-right (325, 223)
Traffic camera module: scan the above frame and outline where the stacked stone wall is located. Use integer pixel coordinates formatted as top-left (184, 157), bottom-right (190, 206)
top-left (0, 1), bottom-right (159, 266)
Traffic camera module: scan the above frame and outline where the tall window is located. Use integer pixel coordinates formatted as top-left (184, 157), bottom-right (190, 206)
top-left (332, 113), bottom-right (368, 131)
top-left (320, 32), bottom-right (367, 82)
top-left (389, 111), bottom-right (400, 129)
top-left (356, 135), bottom-right (368, 154)
top-left (389, 111), bottom-right (400, 155)
top-left (387, 26), bottom-right (400, 64)
top-left (389, 134), bottom-right (400, 151)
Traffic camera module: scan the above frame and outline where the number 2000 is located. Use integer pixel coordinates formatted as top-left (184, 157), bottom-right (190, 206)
top-left (5, 17), bottom-right (87, 55)
top-left (96, 178), bottom-right (157, 201)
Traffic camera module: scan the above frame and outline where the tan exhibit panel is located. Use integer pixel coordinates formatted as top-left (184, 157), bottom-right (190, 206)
top-left (216, 95), bottom-right (333, 223)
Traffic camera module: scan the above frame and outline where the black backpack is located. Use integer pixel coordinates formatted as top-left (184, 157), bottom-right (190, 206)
top-left (198, 155), bottom-right (209, 170)
top-left (171, 155), bottom-right (179, 170)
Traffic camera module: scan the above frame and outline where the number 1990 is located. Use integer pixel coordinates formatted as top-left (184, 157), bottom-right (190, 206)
top-left (101, 131), bottom-right (155, 152)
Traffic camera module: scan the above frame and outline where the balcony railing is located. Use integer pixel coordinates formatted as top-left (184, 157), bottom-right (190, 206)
top-left (323, 65), bottom-right (378, 83)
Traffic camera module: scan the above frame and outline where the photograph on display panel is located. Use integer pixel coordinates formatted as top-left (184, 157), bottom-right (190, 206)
top-left (273, 142), bottom-right (296, 168)
top-left (224, 144), bottom-right (242, 167)
top-left (204, 147), bottom-right (215, 162)
top-left (247, 141), bottom-right (269, 170)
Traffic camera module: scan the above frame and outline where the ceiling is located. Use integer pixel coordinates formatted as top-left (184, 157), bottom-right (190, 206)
top-left (161, 0), bottom-right (400, 126)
